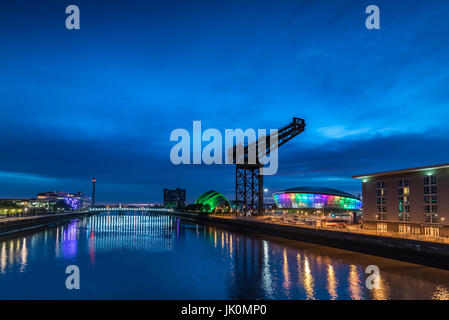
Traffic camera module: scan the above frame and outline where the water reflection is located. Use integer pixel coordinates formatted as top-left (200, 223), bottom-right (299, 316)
top-left (0, 236), bottom-right (29, 273)
top-left (84, 214), bottom-right (174, 253)
top-left (348, 265), bottom-right (363, 300)
top-left (261, 241), bottom-right (273, 298)
top-left (371, 274), bottom-right (390, 300)
top-left (433, 285), bottom-right (449, 300)
top-left (327, 264), bottom-right (338, 300)
top-left (302, 255), bottom-right (316, 300)
top-left (0, 212), bottom-right (448, 299)
top-left (282, 249), bottom-right (290, 294)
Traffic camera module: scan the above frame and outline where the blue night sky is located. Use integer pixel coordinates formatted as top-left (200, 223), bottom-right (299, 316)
top-left (1, 0), bottom-right (449, 203)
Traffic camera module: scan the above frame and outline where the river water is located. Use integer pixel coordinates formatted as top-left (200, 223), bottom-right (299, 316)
top-left (0, 212), bottom-right (448, 300)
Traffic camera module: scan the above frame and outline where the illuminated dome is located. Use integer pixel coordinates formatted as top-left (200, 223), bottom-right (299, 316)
top-left (273, 187), bottom-right (362, 210)
top-left (194, 191), bottom-right (231, 211)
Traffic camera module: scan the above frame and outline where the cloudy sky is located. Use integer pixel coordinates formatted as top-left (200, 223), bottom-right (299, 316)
top-left (0, 0), bottom-right (448, 203)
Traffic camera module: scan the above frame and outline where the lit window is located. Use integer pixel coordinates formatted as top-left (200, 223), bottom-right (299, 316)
top-left (377, 181), bottom-right (387, 220)
top-left (398, 180), bottom-right (410, 222)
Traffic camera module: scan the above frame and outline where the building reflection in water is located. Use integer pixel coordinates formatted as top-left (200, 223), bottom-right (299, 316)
top-left (1, 213), bottom-right (449, 300)
top-left (0, 242), bottom-right (6, 273)
top-left (214, 230), bottom-right (217, 248)
top-left (229, 234), bottom-right (233, 258)
top-left (89, 229), bottom-right (95, 265)
top-left (432, 285), bottom-right (449, 300)
top-left (84, 214), bottom-right (174, 254)
top-left (348, 265), bottom-right (363, 300)
top-left (261, 240), bottom-right (273, 299)
top-left (61, 221), bottom-right (78, 259)
top-left (302, 255), bottom-right (316, 300)
top-left (221, 232), bottom-right (224, 250)
top-left (282, 249), bottom-right (290, 294)
top-left (327, 264), bottom-right (338, 300)
top-left (370, 273), bottom-right (390, 300)
top-left (0, 236), bottom-right (29, 274)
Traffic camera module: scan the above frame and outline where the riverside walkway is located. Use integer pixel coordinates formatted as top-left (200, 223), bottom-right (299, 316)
top-left (211, 214), bottom-right (449, 245)
top-left (0, 211), bottom-right (93, 236)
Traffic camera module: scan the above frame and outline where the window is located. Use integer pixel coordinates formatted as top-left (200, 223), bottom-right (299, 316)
top-left (376, 181), bottom-right (387, 220)
top-left (399, 224), bottom-right (411, 234)
top-left (398, 179), bottom-right (410, 221)
top-left (377, 223), bottom-right (388, 232)
top-left (424, 176), bottom-right (438, 223)
top-left (424, 227), bottom-right (439, 237)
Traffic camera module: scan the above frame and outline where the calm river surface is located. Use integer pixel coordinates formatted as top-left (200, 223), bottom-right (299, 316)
top-left (0, 212), bottom-right (448, 300)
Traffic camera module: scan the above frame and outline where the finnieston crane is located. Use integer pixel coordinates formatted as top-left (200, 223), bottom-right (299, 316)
top-left (232, 117), bottom-right (306, 216)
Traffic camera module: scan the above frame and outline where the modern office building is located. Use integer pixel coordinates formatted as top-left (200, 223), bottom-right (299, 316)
top-left (273, 186), bottom-right (362, 222)
top-left (354, 163), bottom-right (449, 238)
top-left (163, 188), bottom-right (186, 209)
top-left (0, 191), bottom-right (90, 216)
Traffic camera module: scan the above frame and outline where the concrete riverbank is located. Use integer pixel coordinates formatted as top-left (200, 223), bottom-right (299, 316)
top-left (0, 211), bottom-right (94, 237)
top-left (171, 211), bottom-right (449, 270)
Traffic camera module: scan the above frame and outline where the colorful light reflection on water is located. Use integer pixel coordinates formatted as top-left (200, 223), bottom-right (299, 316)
top-left (0, 212), bottom-right (448, 299)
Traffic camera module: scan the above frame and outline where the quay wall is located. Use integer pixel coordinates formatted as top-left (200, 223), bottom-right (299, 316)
top-left (0, 211), bottom-right (95, 237)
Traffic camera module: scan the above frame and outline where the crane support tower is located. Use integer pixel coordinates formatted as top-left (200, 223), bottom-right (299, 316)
top-left (234, 117), bottom-right (306, 216)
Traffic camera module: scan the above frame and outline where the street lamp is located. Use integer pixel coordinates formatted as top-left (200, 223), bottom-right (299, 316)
top-left (263, 188), bottom-right (269, 215)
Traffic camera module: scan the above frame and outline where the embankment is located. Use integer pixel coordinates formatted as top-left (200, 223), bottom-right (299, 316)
top-left (0, 211), bottom-right (95, 237)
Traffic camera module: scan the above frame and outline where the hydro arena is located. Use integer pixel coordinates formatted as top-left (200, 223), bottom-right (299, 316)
top-left (273, 187), bottom-right (362, 223)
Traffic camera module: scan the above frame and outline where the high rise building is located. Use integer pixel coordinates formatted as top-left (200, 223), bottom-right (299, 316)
top-left (163, 188), bottom-right (186, 209)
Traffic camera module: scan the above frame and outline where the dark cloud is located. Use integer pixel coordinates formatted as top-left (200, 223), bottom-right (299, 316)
top-left (269, 130), bottom-right (449, 196)
top-left (0, 0), bottom-right (448, 202)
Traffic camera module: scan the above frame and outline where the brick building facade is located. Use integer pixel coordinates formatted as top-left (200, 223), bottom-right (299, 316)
top-left (354, 163), bottom-right (449, 238)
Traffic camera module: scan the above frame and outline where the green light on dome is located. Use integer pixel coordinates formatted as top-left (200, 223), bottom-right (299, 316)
top-left (194, 191), bottom-right (231, 211)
